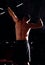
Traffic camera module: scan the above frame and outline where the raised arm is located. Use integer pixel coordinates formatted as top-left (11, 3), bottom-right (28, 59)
top-left (8, 7), bottom-right (19, 23)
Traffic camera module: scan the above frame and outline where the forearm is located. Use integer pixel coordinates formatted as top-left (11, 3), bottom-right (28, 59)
top-left (30, 22), bottom-right (42, 29)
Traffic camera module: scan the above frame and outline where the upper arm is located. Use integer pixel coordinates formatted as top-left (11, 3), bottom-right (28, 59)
top-left (28, 18), bottom-right (43, 29)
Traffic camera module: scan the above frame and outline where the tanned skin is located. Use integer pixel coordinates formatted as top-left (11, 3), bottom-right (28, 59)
top-left (7, 7), bottom-right (43, 65)
top-left (8, 7), bottom-right (43, 40)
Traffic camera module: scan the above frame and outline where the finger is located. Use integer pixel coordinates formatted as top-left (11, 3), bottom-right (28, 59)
top-left (8, 7), bottom-right (19, 23)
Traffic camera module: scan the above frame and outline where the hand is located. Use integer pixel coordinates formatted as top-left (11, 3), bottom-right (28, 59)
top-left (8, 7), bottom-right (19, 23)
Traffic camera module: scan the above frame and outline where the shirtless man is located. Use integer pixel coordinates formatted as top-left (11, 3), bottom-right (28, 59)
top-left (8, 7), bottom-right (43, 65)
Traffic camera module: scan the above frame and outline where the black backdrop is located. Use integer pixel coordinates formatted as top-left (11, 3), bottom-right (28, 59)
top-left (0, 0), bottom-right (45, 41)
top-left (0, 10), bottom-right (15, 42)
top-left (0, 0), bottom-right (45, 64)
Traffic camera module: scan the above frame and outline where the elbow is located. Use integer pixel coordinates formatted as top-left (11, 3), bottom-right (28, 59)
top-left (37, 18), bottom-right (44, 28)
top-left (40, 18), bottom-right (44, 28)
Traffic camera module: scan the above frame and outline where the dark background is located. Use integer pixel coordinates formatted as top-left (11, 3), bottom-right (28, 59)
top-left (0, 0), bottom-right (45, 63)
top-left (0, 0), bottom-right (45, 42)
